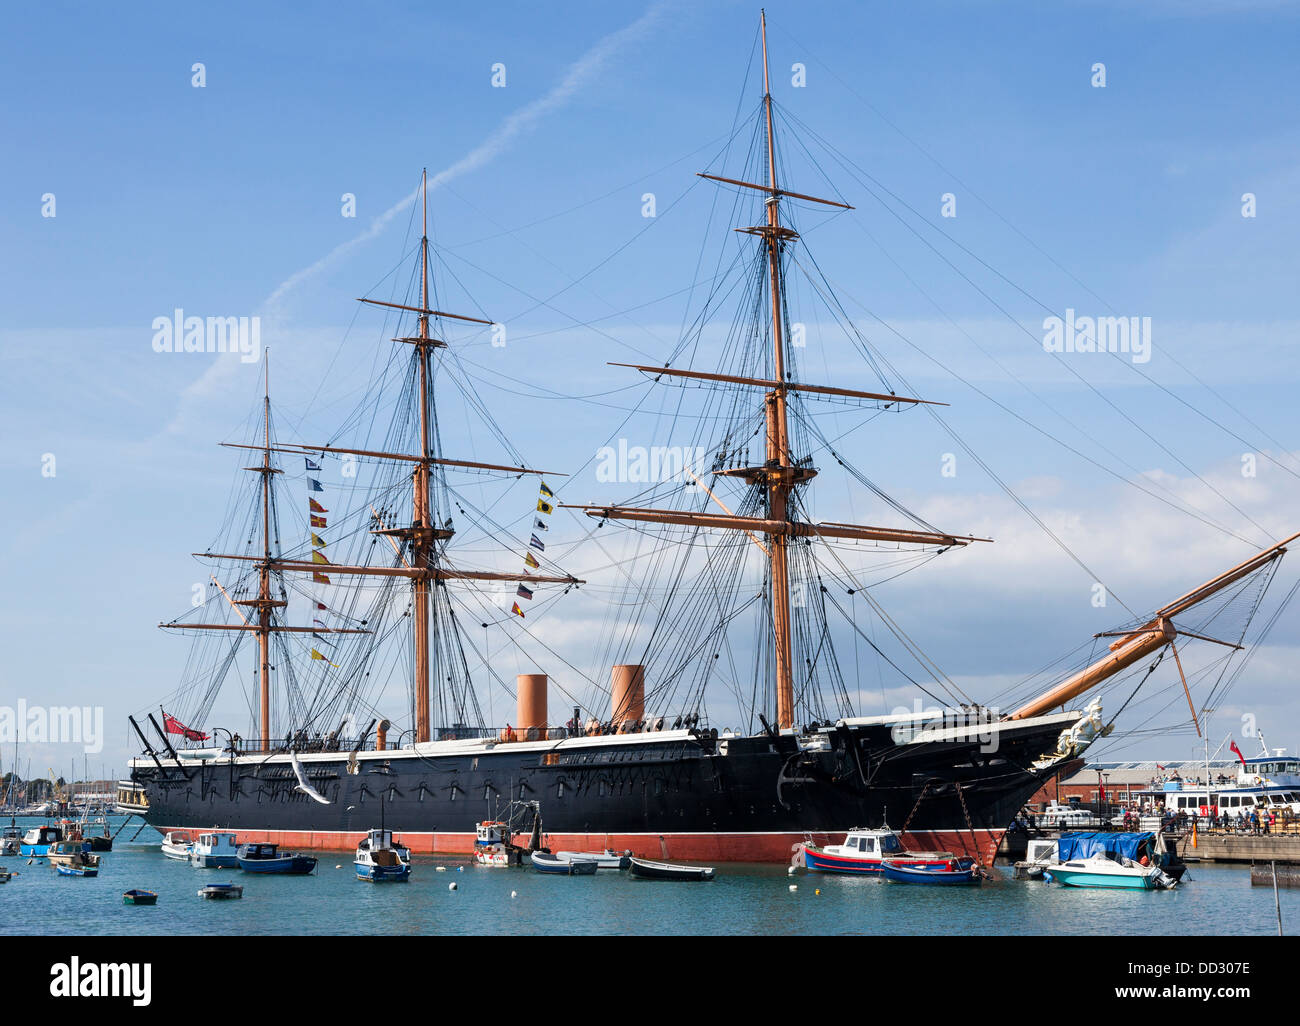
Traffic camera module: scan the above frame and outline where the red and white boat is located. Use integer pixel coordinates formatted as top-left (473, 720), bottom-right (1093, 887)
top-left (796, 828), bottom-right (962, 875)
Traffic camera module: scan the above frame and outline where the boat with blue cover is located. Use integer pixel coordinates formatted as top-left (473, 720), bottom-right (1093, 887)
top-left (1047, 832), bottom-right (1177, 890)
top-left (237, 842), bottom-right (318, 875)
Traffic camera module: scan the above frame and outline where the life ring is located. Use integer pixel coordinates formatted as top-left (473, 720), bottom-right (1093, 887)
top-left (1255, 776), bottom-right (1263, 786)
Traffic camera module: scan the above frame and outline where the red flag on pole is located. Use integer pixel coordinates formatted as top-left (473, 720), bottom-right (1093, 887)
top-left (163, 713), bottom-right (209, 742)
top-left (1229, 740), bottom-right (1247, 767)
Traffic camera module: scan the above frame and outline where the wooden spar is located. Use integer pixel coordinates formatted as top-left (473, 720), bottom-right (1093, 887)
top-left (210, 576), bottom-right (250, 625)
top-left (694, 173), bottom-right (853, 209)
top-left (566, 504), bottom-right (979, 547)
top-left (356, 296), bottom-right (494, 325)
top-left (682, 466), bottom-right (770, 556)
top-left (1006, 620), bottom-right (1176, 721)
top-left (1153, 532), bottom-right (1299, 620)
top-left (606, 363), bottom-right (945, 406)
top-left (198, 552), bottom-right (582, 584)
top-left (160, 624), bottom-right (369, 634)
top-left (1170, 640), bottom-right (1202, 738)
top-left (225, 440), bottom-right (566, 477)
top-left (1009, 534), bottom-right (1297, 722)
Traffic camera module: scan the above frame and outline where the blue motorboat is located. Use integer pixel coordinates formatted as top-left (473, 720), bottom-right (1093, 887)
top-left (237, 843), bottom-right (318, 875)
top-left (354, 828), bottom-right (411, 882)
top-left (56, 862), bottom-right (98, 878)
top-left (19, 825), bottom-right (64, 858)
top-left (882, 856), bottom-right (981, 885)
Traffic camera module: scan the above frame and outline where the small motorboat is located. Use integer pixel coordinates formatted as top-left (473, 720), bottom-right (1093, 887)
top-left (160, 831), bottom-right (194, 861)
top-left (123, 889), bottom-right (158, 905)
top-left (1050, 832), bottom-right (1182, 888)
top-left (354, 828), bottom-right (411, 882)
top-left (554, 850), bottom-right (632, 871)
top-left (628, 857), bottom-right (714, 881)
top-left (190, 831), bottom-right (241, 869)
top-left (0, 867), bottom-right (13, 883)
top-left (197, 882), bottom-right (243, 899)
top-left (56, 861), bottom-right (99, 878)
top-left (882, 857), bottom-right (981, 886)
top-left (797, 827), bottom-right (964, 875)
top-left (1049, 853), bottom-right (1172, 890)
top-left (48, 841), bottom-right (101, 876)
top-left (0, 822), bottom-right (22, 856)
top-left (237, 843), bottom-right (318, 875)
top-left (530, 851), bottom-right (598, 875)
top-left (19, 824), bottom-right (64, 858)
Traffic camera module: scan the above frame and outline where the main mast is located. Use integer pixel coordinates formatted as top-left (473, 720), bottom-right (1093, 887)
top-left (759, 9), bottom-right (796, 730)
top-left (412, 169), bottom-right (433, 744)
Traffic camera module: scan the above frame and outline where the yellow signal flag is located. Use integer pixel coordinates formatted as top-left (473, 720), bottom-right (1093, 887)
top-left (312, 572), bottom-right (331, 585)
top-left (311, 532), bottom-right (327, 548)
top-left (310, 649), bottom-right (339, 667)
top-left (312, 550), bottom-right (330, 565)
top-left (511, 602), bottom-right (525, 618)
top-left (537, 499), bottom-right (554, 515)
top-left (539, 481), bottom-right (554, 499)
top-left (523, 551), bottom-right (540, 569)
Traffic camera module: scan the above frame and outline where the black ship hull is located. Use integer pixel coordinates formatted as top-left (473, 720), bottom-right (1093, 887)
top-left (131, 713), bottom-right (1077, 862)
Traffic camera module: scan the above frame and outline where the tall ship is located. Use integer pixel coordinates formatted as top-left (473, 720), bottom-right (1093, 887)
top-left (126, 14), bottom-right (1296, 862)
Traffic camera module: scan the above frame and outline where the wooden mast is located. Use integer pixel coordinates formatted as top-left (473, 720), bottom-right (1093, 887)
top-left (412, 168), bottom-right (433, 744)
top-left (759, 9), bottom-right (797, 731)
top-left (258, 352), bottom-right (271, 751)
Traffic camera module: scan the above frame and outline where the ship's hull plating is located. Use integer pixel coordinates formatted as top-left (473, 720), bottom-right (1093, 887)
top-left (134, 718), bottom-right (1074, 864)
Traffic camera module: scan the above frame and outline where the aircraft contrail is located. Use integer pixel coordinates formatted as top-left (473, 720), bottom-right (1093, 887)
top-left (262, 1), bottom-right (672, 312)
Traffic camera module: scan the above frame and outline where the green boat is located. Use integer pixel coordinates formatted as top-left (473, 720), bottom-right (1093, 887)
top-left (122, 889), bottom-right (157, 905)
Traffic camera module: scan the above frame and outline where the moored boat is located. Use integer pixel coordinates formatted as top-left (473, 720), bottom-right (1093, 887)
top-left (237, 843), bottom-right (317, 875)
top-left (798, 827), bottom-right (965, 875)
top-left (160, 831), bottom-right (194, 861)
top-left (472, 821), bottom-right (519, 867)
top-left (1047, 832), bottom-right (1177, 890)
top-left (56, 861), bottom-right (99, 878)
top-left (190, 831), bottom-right (240, 869)
top-left (198, 882), bottom-right (242, 899)
top-left (354, 828), bottom-right (411, 882)
top-left (628, 857), bottom-right (714, 881)
top-left (19, 824), bottom-right (64, 858)
top-left (530, 851), bottom-right (598, 875)
top-left (554, 850), bottom-right (631, 871)
top-left (123, 888), bottom-right (157, 905)
top-left (882, 857), bottom-right (980, 886)
top-left (0, 867), bottom-right (12, 883)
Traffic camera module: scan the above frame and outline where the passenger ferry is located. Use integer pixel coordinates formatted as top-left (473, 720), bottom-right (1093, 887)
top-left (1140, 755), bottom-right (1300, 817)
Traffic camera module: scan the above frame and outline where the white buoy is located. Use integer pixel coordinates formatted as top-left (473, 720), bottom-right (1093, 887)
top-left (435, 865), bottom-right (446, 872)
top-left (787, 866), bottom-right (796, 875)
top-left (449, 881), bottom-right (458, 891)
top-left (457, 865), bottom-right (464, 872)
top-left (511, 890), bottom-right (517, 899)
top-left (789, 884), bottom-right (798, 892)
top-left (335, 864), bottom-right (342, 869)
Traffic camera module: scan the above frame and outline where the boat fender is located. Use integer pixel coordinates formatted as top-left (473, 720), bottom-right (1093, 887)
top-left (788, 884), bottom-right (797, 892)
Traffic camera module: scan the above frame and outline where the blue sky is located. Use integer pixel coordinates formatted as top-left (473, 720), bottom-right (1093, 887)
top-left (2, 0), bottom-right (1299, 779)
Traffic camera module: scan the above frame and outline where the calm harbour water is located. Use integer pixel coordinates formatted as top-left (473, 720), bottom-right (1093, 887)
top-left (1, 817), bottom-right (1293, 936)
